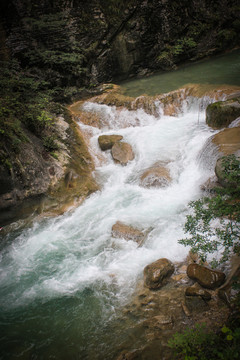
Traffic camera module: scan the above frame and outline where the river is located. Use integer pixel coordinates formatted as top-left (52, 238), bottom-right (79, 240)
top-left (0, 49), bottom-right (240, 360)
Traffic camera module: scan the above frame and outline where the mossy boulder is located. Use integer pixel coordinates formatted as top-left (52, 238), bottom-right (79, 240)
top-left (206, 98), bottom-right (240, 129)
top-left (215, 155), bottom-right (240, 188)
top-left (98, 134), bottom-right (123, 151)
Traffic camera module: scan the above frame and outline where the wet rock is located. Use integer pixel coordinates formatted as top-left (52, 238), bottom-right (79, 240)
top-left (116, 349), bottom-right (142, 360)
top-left (185, 284), bottom-right (211, 300)
top-left (144, 315), bottom-right (173, 330)
top-left (111, 142), bottom-right (134, 165)
top-left (187, 263), bottom-right (226, 289)
top-left (215, 155), bottom-right (240, 188)
top-left (200, 176), bottom-right (222, 193)
top-left (185, 295), bottom-right (209, 313)
top-left (212, 127), bottom-right (240, 155)
top-left (206, 98), bottom-right (240, 129)
top-left (98, 134), bottom-right (123, 151)
top-left (112, 221), bottom-right (145, 245)
top-left (144, 258), bottom-right (174, 289)
top-left (140, 165), bottom-right (171, 188)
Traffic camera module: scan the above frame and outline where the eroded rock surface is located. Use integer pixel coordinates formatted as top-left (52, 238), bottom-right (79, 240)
top-left (187, 263), bottom-right (226, 289)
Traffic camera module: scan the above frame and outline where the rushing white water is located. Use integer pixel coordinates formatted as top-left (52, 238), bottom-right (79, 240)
top-left (0, 97), bottom-right (218, 311)
top-left (0, 94), bottom-right (222, 359)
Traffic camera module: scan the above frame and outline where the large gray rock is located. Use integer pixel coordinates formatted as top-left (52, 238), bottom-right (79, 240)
top-left (187, 263), bottom-right (225, 289)
top-left (144, 258), bottom-right (174, 289)
top-left (112, 221), bottom-right (145, 245)
top-left (98, 134), bottom-right (123, 151)
top-left (111, 141), bottom-right (134, 165)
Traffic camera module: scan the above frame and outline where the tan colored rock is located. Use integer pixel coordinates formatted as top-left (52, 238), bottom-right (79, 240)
top-left (111, 221), bottom-right (145, 245)
top-left (140, 166), bottom-right (171, 188)
top-left (98, 135), bottom-right (123, 151)
top-left (111, 141), bottom-right (134, 165)
top-left (187, 263), bottom-right (226, 289)
top-left (185, 283), bottom-right (211, 300)
top-left (212, 127), bottom-right (240, 155)
top-left (144, 258), bottom-right (174, 289)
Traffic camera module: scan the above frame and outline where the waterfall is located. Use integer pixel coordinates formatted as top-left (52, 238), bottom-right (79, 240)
top-left (0, 92), bottom-right (220, 359)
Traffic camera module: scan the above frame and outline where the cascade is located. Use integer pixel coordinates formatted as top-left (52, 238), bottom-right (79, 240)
top-left (0, 90), bottom-right (221, 359)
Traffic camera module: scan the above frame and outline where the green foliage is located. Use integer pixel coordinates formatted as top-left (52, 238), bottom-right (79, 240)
top-left (22, 12), bottom-right (86, 83)
top-left (168, 323), bottom-right (240, 359)
top-left (217, 29), bottom-right (237, 45)
top-left (43, 136), bottom-right (59, 152)
top-left (179, 155), bottom-right (240, 267)
top-left (220, 154), bottom-right (240, 186)
top-left (158, 37), bottom-right (197, 67)
top-left (0, 60), bottom-right (58, 163)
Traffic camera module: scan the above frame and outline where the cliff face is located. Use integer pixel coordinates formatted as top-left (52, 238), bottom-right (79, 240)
top-left (1, 0), bottom-right (239, 87)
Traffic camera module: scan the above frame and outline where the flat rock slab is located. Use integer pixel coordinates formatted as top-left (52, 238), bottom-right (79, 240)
top-left (111, 141), bottom-right (134, 165)
top-left (98, 134), bottom-right (123, 151)
top-left (187, 263), bottom-right (226, 289)
top-left (140, 166), bottom-right (171, 188)
top-left (144, 258), bottom-right (174, 289)
top-left (112, 221), bottom-right (145, 245)
top-left (185, 284), bottom-right (211, 300)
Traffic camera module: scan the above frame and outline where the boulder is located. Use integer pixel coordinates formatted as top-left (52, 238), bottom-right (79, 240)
top-left (144, 258), bottom-right (174, 289)
top-left (98, 134), bottom-right (123, 151)
top-left (111, 141), bottom-right (134, 165)
top-left (140, 166), bottom-right (171, 188)
top-left (206, 98), bottom-right (240, 129)
top-left (112, 221), bottom-right (145, 245)
top-left (215, 155), bottom-right (240, 188)
top-left (187, 263), bottom-right (225, 289)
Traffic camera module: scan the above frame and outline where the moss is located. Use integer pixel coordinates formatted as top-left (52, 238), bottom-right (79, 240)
top-left (206, 98), bottom-right (240, 129)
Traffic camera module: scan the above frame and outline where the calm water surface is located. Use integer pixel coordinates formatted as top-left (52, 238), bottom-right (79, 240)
top-left (120, 49), bottom-right (240, 96)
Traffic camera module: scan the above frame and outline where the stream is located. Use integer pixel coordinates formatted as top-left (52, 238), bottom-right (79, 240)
top-left (0, 49), bottom-right (240, 360)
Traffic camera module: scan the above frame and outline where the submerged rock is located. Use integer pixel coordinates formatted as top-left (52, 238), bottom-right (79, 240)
top-left (206, 98), bottom-right (240, 129)
top-left (140, 165), bottom-right (171, 188)
top-left (144, 258), bottom-right (174, 289)
top-left (98, 134), bottom-right (123, 151)
top-left (111, 141), bottom-right (134, 165)
top-left (187, 263), bottom-right (225, 289)
top-left (112, 221), bottom-right (145, 245)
